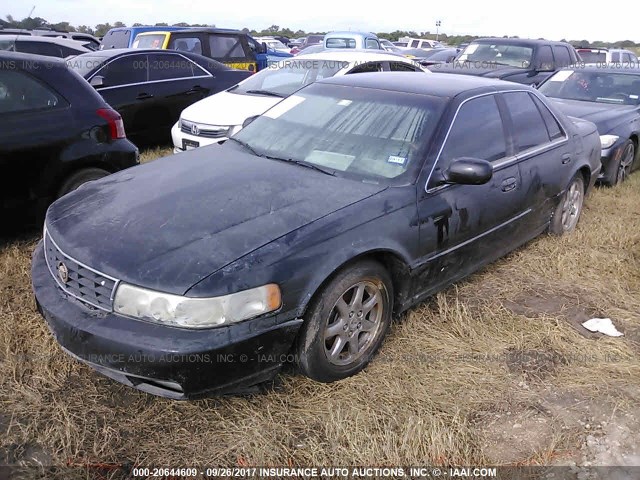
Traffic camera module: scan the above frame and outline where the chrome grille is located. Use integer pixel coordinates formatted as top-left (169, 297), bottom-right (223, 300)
top-left (44, 229), bottom-right (118, 311)
top-left (180, 120), bottom-right (230, 139)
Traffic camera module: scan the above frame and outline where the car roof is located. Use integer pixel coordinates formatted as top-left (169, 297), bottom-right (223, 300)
top-left (0, 49), bottom-right (67, 68)
top-left (0, 34), bottom-right (91, 48)
top-left (473, 37), bottom-right (571, 47)
top-left (317, 71), bottom-right (524, 96)
top-left (291, 50), bottom-right (420, 63)
top-left (325, 31), bottom-right (378, 37)
top-left (168, 28), bottom-right (247, 35)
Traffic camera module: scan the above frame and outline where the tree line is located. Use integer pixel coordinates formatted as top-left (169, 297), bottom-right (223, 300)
top-left (2, 15), bottom-right (638, 48)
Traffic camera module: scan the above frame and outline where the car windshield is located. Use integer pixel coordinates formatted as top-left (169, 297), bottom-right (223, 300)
top-left (538, 70), bottom-right (640, 105)
top-left (232, 58), bottom-right (349, 97)
top-left (578, 51), bottom-right (607, 63)
top-left (457, 43), bottom-right (534, 68)
top-left (132, 34), bottom-right (165, 49)
top-left (66, 55), bottom-right (108, 77)
top-left (231, 83), bottom-right (446, 184)
top-left (266, 40), bottom-right (287, 49)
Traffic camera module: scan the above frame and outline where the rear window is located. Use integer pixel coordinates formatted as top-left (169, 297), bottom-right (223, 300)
top-left (578, 50), bottom-right (606, 64)
top-left (133, 34), bottom-right (166, 49)
top-left (101, 30), bottom-right (131, 49)
top-left (326, 38), bottom-right (356, 48)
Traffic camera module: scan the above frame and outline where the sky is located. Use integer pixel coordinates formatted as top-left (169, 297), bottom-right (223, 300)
top-left (7, 0), bottom-right (640, 43)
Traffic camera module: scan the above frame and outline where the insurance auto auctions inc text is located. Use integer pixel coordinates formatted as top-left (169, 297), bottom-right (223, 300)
top-left (250, 466), bottom-right (496, 478)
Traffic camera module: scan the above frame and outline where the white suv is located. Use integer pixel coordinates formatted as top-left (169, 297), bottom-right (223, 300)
top-left (577, 48), bottom-right (638, 64)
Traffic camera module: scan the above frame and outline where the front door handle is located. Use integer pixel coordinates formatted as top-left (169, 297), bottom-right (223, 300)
top-left (501, 177), bottom-right (517, 192)
top-left (136, 92), bottom-right (154, 100)
top-left (561, 153), bottom-right (572, 164)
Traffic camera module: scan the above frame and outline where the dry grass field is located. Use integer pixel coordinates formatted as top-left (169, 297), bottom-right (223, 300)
top-left (1, 147), bottom-right (639, 477)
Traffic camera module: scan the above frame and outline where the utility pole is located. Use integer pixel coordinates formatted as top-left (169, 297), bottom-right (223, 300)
top-left (436, 20), bottom-right (442, 41)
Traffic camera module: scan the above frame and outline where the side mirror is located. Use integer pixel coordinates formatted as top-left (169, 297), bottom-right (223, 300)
top-left (442, 157), bottom-right (493, 185)
top-left (260, 42), bottom-right (268, 54)
top-left (242, 115), bottom-right (259, 128)
top-left (90, 75), bottom-right (105, 88)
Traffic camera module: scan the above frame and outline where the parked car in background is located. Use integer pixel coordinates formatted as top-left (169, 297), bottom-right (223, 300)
top-left (254, 36), bottom-right (290, 53)
top-left (575, 47), bottom-right (638, 65)
top-left (538, 65), bottom-right (640, 185)
top-left (431, 38), bottom-right (581, 86)
top-left (402, 47), bottom-right (460, 66)
top-left (33, 72), bottom-right (600, 399)
top-left (392, 41), bottom-right (409, 48)
top-left (100, 25), bottom-right (191, 49)
top-left (288, 37), bottom-right (305, 48)
top-left (404, 38), bottom-right (445, 50)
top-left (67, 49), bottom-right (251, 146)
top-left (133, 28), bottom-right (292, 72)
top-left (290, 35), bottom-right (324, 55)
top-left (323, 31), bottom-right (382, 50)
top-left (172, 50), bottom-right (427, 152)
top-left (0, 27), bottom-right (101, 50)
top-left (0, 51), bottom-right (138, 222)
top-left (273, 36), bottom-right (291, 47)
top-left (0, 35), bottom-right (92, 58)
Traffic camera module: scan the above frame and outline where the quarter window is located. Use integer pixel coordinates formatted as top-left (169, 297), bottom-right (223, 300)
top-left (439, 95), bottom-right (507, 166)
top-left (389, 62), bottom-right (421, 72)
top-left (0, 70), bottom-right (62, 113)
top-left (502, 91), bottom-right (550, 151)
top-left (365, 38), bottom-right (380, 49)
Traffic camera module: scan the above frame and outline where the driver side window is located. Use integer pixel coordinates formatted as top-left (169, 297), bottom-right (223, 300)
top-left (438, 95), bottom-right (507, 171)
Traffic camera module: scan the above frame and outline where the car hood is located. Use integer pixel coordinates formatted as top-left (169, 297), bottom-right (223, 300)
top-left (549, 98), bottom-right (636, 132)
top-left (45, 146), bottom-right (385, 295)
top-left (180, 90), bottom-right (281, 126)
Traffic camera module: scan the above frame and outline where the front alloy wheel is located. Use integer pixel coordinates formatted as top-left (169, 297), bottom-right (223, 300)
top-left (615, 140), bottom-right (634, 185)
top-left (296, 260), bottom-right (393, 383)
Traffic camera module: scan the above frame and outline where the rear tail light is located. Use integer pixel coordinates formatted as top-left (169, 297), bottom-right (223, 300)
top-left (97, 108), bottom-right (126, 140)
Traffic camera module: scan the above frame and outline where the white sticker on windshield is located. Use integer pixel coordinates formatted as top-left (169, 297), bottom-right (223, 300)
top-left (337, 99), bottom-right (352, 106)
top-left (263, 95), bottom-right (306, 119)
top-left (465, 44), bottom-right (479, 54)
top-left (631, 95), bottom-right (639, 99)
top-left (387, 155), bottom-right (407, 165)
top-left (550, 70), bottom-right (574, 81)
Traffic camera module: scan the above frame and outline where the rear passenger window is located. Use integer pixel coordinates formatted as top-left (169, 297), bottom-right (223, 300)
top-left (389, 62), bottom-right (421, 72)
top-left (348, 62), bottom-right (384, 74)
top-left (439, 95), bottom-right (507, 165)
top-left (97, 55), bottom-right (148, 87)
top-left (503, 91), bottom-right (551, 150)
top-left (209, 35), bottom-right (246, 59)
top-left (0, 70), bottom-right (62, 113)
top-left (169, 36), bottom-right (203, 55)
top-left (531, 94), bottom-right (564, 140)
top-left (611, 52), bottom-right (620, 63)
top-left (17, 41), bottom-right (63, 58)
top-left (536, 46), bottom-right (554, 70)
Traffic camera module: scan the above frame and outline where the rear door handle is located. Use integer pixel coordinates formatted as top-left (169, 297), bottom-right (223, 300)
top-left (501, 177), bottom-right (517, 192)
top-left (136, 93), bottom-right (154, 100)
top-left (561, 153), bottom-right (572, 164)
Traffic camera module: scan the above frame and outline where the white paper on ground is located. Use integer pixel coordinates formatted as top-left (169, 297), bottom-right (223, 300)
top-left (581, 318), bottom-right (624, 337)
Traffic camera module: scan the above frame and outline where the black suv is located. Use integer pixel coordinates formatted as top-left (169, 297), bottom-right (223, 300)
top-left (429, 38), bottom-right (581, 86)
top-left (0, 51), bottom-right (139, 223)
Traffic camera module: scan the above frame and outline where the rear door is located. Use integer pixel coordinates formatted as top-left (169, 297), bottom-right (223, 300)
top-left (501, 91), bottom-right (573, 228)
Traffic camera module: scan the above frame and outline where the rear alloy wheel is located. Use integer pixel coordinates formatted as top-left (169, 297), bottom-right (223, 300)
top-left (57, 168), bottom-right (110, 198)
top-left (296, 260), bottom-right (393, 383)
top-left (550, 174), bottom-right (585, 235)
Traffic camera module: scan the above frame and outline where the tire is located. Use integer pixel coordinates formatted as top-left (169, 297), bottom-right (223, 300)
top-left (603, 139), bottom-right (634, 186)
top-left (57, 168), bottom-right (110, 198)
top-left (296, 260), bottom-right (394, 383)
top-left (549, 174), bottom-right (585, 235)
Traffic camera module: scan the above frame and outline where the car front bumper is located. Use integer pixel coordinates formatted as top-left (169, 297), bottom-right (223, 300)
top-left (31, 241), bottom-right (302, 399)
top-left (598, 143), bottom-right (624, 180)
top-left (170, 122), bottom-right (228, 155)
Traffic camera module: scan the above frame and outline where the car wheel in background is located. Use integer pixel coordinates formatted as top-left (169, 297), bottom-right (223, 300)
top-left (296, 260), bottom-right (393, 383)
top-left (550, 174), bottom-right (585, 235)
top-left (602, 139), bottom-right (634, 186)
top-left (57, 167), bottom-right (110, 198)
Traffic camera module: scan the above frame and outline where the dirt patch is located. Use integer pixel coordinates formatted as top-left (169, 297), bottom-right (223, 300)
top-left (505, 348), bottom-right (567, 380)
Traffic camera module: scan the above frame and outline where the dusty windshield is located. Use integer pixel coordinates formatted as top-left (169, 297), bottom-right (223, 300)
top-left (457, 43), bottom-right (534, 68)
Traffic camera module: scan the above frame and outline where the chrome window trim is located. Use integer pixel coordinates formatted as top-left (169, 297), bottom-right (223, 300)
top-left (43, 226), bottom-right (119, 312)
top-left (88, 51), bottom-right (212, 89)
top-left (424, 89), bottom-right (569, 194)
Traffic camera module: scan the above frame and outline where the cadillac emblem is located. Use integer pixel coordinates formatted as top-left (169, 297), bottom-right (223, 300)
top-left (191, 123), bottom-right (200, 136)
top-left (57, 262), bottom-right (69, 284)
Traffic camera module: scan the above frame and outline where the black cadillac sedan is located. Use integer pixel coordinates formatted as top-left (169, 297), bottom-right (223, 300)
top-left (537, 65), bottom-right (640, 185)
top-left (32, 73), bottom-right (601, 399)
top-left (66, 49), bottom-right (252, 146)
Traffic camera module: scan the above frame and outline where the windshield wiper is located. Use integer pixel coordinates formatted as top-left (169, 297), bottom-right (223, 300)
top-left (266, 156), bottom-right (336, 176)
top-left (245, 89), bottom-right (285, 98)
top-left (228, 137), bottom-right (262, 157)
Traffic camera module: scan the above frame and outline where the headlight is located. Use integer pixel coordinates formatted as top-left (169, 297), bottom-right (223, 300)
top-left (114, 283), bottom-right (281, 329)
top-left (600, 134), bottom-right (619, 149)
top-left (177, 118), bottom-right (182, 129)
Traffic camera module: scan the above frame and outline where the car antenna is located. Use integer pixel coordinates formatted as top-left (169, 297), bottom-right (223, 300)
top-left (13, 5), bottom-right (36, 50)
